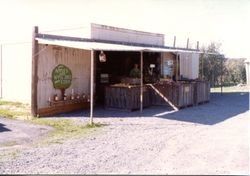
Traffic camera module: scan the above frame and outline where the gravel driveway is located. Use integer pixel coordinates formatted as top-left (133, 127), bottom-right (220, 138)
top-left (0, 91), bottom-right (249, 174)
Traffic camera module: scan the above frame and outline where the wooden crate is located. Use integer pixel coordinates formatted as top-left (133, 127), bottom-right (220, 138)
top-left (105, 85), bottom-right (151, 111)
top-left (149, 81), bottom-right (195, 108)
top-left (177, 82), bottom-right (195, 108)
top-left (194, 81), bottom-right (210, 104)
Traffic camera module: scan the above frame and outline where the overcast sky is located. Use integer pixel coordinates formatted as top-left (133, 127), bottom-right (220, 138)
top-left (0, 0), bottom-right (249, 58)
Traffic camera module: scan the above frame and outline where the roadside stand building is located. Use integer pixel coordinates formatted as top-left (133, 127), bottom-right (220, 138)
top-left (0, 23), bottom-right (210, 120)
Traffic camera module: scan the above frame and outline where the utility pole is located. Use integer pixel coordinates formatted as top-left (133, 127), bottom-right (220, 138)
top-left (186, 38), bottom-right (189, 49)
top-left (173, 36), bottom-right (176, 48)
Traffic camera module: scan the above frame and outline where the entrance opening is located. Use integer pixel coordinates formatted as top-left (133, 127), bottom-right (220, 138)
top-left (94, 51), bottom-right (161, 105)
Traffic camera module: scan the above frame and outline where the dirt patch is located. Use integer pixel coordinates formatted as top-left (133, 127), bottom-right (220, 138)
top-left (0, 117), bottom-right (52, 146)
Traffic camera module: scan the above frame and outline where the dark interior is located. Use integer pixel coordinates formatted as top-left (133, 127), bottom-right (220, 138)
top-left (95, 51), bottom-right (161, 104)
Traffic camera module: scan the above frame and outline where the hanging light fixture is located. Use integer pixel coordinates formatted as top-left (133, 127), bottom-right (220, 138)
top-left (99, 51), bottom-right (107, 62)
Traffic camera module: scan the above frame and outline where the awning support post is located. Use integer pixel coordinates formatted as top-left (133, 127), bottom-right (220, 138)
top-left (31, 26), bottom-right (39, 117)
top-left (90, 50), bottom-right (94, 125)
top-left (140, 51), bottom-right (143, 113)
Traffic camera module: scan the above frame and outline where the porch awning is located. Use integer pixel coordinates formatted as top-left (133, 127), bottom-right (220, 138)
top-left (36, 35), bottom-right (201, 54)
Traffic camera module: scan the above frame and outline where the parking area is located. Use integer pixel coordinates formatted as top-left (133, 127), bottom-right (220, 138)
top-left (0, 91), bottom-right (249, 174)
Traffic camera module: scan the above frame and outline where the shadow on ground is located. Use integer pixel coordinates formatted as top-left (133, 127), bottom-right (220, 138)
top-left (53, 92), bottom-right (249, 125)
top-left (0, 123), bottom-right (11, 132)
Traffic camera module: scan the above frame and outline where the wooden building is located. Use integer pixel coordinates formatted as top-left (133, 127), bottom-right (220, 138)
top-left (1, 23), bottom-right (210, 118)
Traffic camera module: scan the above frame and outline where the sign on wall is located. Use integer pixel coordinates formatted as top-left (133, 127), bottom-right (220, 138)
top-left (52, 64), bottom-right (72, 90)
top-left (163, 59), bottom-right (173, 77)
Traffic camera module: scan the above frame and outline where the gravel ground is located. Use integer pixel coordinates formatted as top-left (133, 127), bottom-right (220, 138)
top-left (0, 118), bottom-right (52, 145)
top-left (0, 91), bottom-right (249, 175)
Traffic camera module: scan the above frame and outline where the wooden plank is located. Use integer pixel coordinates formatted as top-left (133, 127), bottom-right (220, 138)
top-left (105, 86), bottom-right (151, 111)
top-left (0, 44), bottom-right (2, 98)
top-left (31, 26), bottom-right (39, 117)
top-left (148, 83), bottom-right (178, 111)
top-left (193, 81), bottom-right (210, 104)
top-left (37, 44), bottom-right (91, 109)
top-left (37, 102), bottom-right (90, 117)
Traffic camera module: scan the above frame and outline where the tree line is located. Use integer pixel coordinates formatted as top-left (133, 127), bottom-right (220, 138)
top-left (199, 43), bottom-right (246, 87)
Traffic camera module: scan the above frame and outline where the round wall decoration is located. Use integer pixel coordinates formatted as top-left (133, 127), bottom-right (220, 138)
top-left (52, 64), bottom-right (72, 90)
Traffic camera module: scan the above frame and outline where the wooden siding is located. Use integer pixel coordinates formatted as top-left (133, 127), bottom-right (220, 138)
top-left (105, 86), bottom-right (151, 111)
top-left (150, 81), bottom-right (195, 108)
top-left (37, 44), bottom-right (91, 109)
top-left (194, 81), bottom-right (210, 104)
top-left (37, 101), bottom-right (90, 117)
top-left (179, 53), bottom-right (199, 79)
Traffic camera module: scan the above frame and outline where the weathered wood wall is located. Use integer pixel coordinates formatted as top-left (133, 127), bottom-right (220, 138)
top-left (179, 53), bottom-right (199, 79)
top-left (105, 86), bottom-right (151, 111)
top-left (194, 81), bottom-right (210, 104)
top-left (150, 81), bottom-right (195, 108)
top-left (37, 44), bottom-right (91, 109)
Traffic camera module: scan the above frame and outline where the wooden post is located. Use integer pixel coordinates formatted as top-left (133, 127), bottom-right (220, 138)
top-left (173, 36), bottom-right (176, 48)
top-left (201, 54), bottom-right (204, 80)
top-left (31, 26), bottom-right (39, 117)
top-left (140, 51), bottom-right (143, 112)
top-left (175, 53), bottom-right (178, 81)
top-left (220, 57), bottom-right (223, 96)
top-left (0, 44), bottom-right (2, 98)
top-left (90, 50), bottom-right (94, 125)
top-left (186, 38), bottom-right (189, 49)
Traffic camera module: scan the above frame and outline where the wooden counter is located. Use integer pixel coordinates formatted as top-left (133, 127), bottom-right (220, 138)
top-left (105, 80), bottom-right (210, 111)
top-left (105, 85), bottom-right (151, 111)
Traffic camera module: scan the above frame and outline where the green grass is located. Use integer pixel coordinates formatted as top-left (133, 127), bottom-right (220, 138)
top-left (0, 100), bottom-right (28, 108)
top-left (31, 118), bottom-right (106, 144)
top-left (211, 85), bottom-right (249, 93)
top-left (0, 100), bottom-right (106, 145)
top-left (0, 100), bottom-right (31, 119)
top-left (0, 109), bottom-right (30, 119)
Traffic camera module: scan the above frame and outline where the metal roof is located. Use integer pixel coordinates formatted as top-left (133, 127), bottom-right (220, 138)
top-left (36, 33), bottom-right (201, 54)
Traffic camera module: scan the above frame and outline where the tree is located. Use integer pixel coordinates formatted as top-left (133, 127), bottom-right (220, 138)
top-left (199, 43), bottom-right (226, 87)
top-left (224, 58), bottom-right (246, 85)
top-left (199, 42), bottom-right (247, 87)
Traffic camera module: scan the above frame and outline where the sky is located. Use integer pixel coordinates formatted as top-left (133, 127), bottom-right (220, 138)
top-left (0, 0), bottom-right (249, 58)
